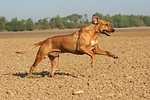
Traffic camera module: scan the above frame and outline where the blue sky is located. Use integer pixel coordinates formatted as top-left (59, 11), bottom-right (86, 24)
top-left (0, 0), bottom-right (150, 22)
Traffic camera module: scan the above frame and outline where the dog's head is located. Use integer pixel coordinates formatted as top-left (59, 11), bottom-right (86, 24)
top-left (92, 14), bottom-right (115, 36)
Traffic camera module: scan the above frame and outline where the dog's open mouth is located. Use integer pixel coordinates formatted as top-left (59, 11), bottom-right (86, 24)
top-left (103, 30), bottom-right (111, 36)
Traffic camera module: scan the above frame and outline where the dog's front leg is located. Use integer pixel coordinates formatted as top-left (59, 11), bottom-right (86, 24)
top-left (93, 45), bottom-right (119, 59)
top-left (78, 46), bottom-right (95, 67)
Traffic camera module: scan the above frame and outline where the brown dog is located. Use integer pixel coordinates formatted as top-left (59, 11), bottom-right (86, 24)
top-left (16, 14), bottom-right (118, 77)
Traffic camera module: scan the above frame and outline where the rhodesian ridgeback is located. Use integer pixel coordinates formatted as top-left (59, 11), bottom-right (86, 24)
top-left (16, 14), bottom-right (118, 77)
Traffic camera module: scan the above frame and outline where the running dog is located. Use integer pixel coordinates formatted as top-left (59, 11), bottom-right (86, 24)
top-left (16, 14), bottom-right (118, 77)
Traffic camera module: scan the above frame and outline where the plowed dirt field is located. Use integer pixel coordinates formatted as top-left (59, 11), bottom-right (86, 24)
top-left (0, 27), bottom-right (150, 100)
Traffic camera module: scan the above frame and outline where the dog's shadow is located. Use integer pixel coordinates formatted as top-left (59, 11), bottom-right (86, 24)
top-left (12, 71), bottom-right (78, 78)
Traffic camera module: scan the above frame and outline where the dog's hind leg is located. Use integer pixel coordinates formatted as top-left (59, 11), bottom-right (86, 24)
top-left (48, 55), bottom-right (59, 77)
top-left (28, 44), bottom-right (50, 77)
top-left (28, 56), bottom-right (44, 76)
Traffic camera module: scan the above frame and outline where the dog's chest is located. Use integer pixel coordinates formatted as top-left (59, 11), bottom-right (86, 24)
top-left (91, 40), bottom-right (97, 46)
top-left (90, 35), bottom-right (98, 46)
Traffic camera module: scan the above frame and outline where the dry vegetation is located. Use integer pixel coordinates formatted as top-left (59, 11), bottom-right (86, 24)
top-left (0, 27), bottom-right (150, 99)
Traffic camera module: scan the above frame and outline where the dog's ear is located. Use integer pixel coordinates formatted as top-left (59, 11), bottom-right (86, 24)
top-left (92, 14), bottom-right (101, 24)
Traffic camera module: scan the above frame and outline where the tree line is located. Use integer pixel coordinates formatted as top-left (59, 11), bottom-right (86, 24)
top-left (0, 13), bottom-right (150, 31)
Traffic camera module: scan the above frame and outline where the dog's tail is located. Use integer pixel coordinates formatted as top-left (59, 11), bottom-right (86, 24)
top-left (16, 41), bottom-right (45, 54)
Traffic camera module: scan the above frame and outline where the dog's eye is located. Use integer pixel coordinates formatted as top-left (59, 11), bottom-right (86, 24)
top-left (106, 24), bottom-right (108, 26)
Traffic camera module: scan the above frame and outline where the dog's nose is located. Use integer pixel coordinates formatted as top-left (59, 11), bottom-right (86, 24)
top-left (111, 29), bottom-right (115, 32)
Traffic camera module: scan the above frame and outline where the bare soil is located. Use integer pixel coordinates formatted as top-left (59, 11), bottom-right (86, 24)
top-left (0, 27), bottom-right (150, 100)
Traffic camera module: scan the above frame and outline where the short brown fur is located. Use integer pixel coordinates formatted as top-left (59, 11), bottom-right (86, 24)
top-left (16, 14), bottom-right (118, 77)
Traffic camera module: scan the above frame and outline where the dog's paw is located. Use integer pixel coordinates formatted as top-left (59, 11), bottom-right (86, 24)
top-left (91, 64), bottom-right (94, 68)
top-left (27, 75), bottom-right (34, 78)
top-left (113, 55), bottom-right (119, 59)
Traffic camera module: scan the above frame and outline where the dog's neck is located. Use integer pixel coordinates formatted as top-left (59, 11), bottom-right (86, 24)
top-left (94, 24), bottom-right (100, 35)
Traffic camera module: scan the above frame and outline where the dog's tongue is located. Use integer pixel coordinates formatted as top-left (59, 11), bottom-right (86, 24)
top-left (103, 31), bottom-right (111, 36)
top-left (106, 32), bottom-right (111, 36)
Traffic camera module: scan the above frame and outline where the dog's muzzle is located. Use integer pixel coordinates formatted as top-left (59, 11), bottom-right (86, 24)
top-left (103, 29), bottom-right (115, 36)
top-left (111, 29), bottom-right (115, 32)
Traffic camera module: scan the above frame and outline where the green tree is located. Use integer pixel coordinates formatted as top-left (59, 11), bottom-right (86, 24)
top-left (55, 15), bottom-right (64, 29)
top-left (49, 15), bottom-right (65, 29)
top-left (103, 14), bottom-right (111, 22)
top-left (123, 15), bottom-right (130, 27)
top-left (82, 14), bottom-right (89, 24)
top-left (78, 15), bottom-right (83, 23)
top-left (5, 17), bottom-right (26, 31)
top-left (26, 18), bottom-right (34, 31)
top-left (49, 17), bottom-right (56, 28)
top-left (5, 21), bottom-right (13, 31)
top-left (112, 14), bottom-right (125, 27)
top-left (0, 16), bottom-right (7, 31)
top-left (42, 18), bottom-right (49, 29)
top-left (128, 14), bottom-right (139, 27)
top-left (18, 21), bottom-right (26, 31)
top-left (37, 19), bottom-right (43, 30)
top-left (66, 14), bottom-right (83, 23)
top-left (6, 17), bottom-right (19, 31)
top-left (103, 14), bottom-right (114, 26)
top-left (35, 18), bottom-right (50, 30)
top-left (143, 16), bottom-right (150, 26)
